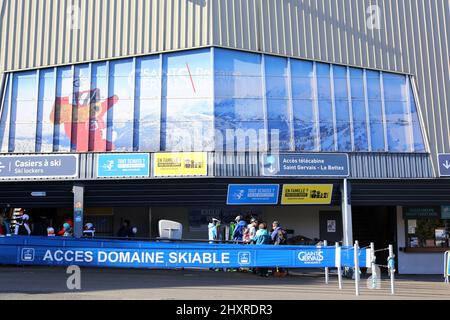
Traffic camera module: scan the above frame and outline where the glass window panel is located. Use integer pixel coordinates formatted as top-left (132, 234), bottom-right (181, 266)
top-left (293, 120), bottom-right (316, 151)
top-left (164, 121), bottom-right (215, 152)
top-left (350, 68), bottom-right (364, 99)
top-left (385, 101), bottom-right (411, 152)
top-left (267, 99), bottom-right (290, 121)
top-left (0, 77), bottom-right (11, 152)
top-left (215, 48), bottom-right (261, 76)
top-left (71, 64), bottom-right (91, 152)
top-left (383, 73), bottom-right (407, 101)
top-left (268, 120), bottom-right (291, 151)
top-left (291, 77), bottom-right (313, 99)
top-left (367, 70), bottom-right (382, 100)
top-left (38, 69), bottom-right (56, 152)
top-left (215, 121), bottom-right (266, 152)
top-left (410, 86), bottom-right (426, 152)
top-left (135, 99), bottom-right (160, 152)
top-left (336, 121), bottom-right (352, 152)
top-left (89, 63), bottom-right (109, 152)
top-left (333, 66), bottom-right (348, 100)
top-left (265, 55), bottom-right (288, 99)
top-left (215, 76), bottom-right (262, 98)
top-left (335, 98), bottom-right (351, 152)
top-left (108, 59), bottom-right (134, 151)
top-left (163, 49), bottom-right (213, 152)
top-left (54, 67), bottom-right (73, 152)
top-left (291, 59), bottom-right (314, 77)
top-left (353, 121), bottom-right (369, 151)
top-left (11, 72), bottom-right (37, 153)
top-left (316, 63), bottom-right (331, 100)
top-left (370, 122), bottom-right (385, 152)
top-left (293, 99), bottom-right (314, 122)
top-left (215, 98), bottom-right (264, 121)
top-left (318, 99), bottom-right (335, 151)
top-left (319, 122), bottom-right (336, 151)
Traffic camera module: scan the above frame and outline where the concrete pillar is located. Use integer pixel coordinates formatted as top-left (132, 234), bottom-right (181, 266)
top-left (72, 185), bottom-right (84, 238)
top-left (341, 179), bottom-right (353, 246)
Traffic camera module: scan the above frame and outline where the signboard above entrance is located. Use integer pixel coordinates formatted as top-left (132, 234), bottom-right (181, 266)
top-left (281, 184), bottom-right (334, 205)
top-left (261, 153), bottom-right (349, 177)
top-left (97, 153), bottom-right (150, 178)
top-left (0, 154), bottom-right (79, 179)
top-left (227, 184), bottom-right (280, 205)
top-left (153, 152), bottom-right (208, 177)
top-left (402, 206), bottom-right (440, 219)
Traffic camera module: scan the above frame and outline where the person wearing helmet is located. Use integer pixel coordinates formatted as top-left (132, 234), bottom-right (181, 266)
top-left (83, 223), bottom-right (95, 238)
top-left (57, 218), bottom-right (74, 236)
top-left (61, 223), bottom-right (73, 237)
top-left (15, 209), bottom-right (31, 236)
top-left (47, 227), bottom-right (55, 237)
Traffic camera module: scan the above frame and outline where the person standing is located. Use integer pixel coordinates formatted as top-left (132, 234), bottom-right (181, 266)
top-left (252, 222), bottom-right (271, 277)
top-left (15, 209), bottom-right (31, 236)
top-left (232, 216), bottom-right (247, 242)
top-left (271, 221), bottom-right (288, 277)
top-left (248, 218), bottom-right (258, 244)
top-left (117, 220), bottom-right (133, 238)
top-left (208, 218), bottom-right (220, 243)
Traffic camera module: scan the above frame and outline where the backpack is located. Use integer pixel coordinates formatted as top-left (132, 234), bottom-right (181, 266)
top-left (276, 228), bottom-right (288, 245)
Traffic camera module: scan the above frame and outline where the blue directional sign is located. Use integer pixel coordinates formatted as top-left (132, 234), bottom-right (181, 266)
top-left (0, 154), bottom-right (79, 179)
top-left (438, 154), bottom-right (450, 177)
top-left (261, 153), bottom-right (349, 177)
top-left (97, 153), bottom-right (150, 178)
top-left (227, 184), bottom-right (280, 205)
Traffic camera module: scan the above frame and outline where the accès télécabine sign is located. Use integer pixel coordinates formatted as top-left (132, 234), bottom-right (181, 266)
top-left (261, 153), bottom-right (349, 177)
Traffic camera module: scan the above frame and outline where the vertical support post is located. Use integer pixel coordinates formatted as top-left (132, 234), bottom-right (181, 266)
top-left (341, 179), bottom-right (353, 246)
top-left (370, 242), bottom-right (377, 289)
top-left (73, 185), bottom-right (84, 238)
top-left (445, 251), bottom-right (449, 283)
top-left (324, 240), bottom-right (329, 284)
top-left (354, 240), bottom-right (360, 296)
top-left (336, 242), bottom-right (342, 289)
top-left (388, 244), bottom-right (396, 295)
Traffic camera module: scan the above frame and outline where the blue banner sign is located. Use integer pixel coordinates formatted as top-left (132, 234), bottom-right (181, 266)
top-left (0, 237), bottom-right (368, 269)
top-left (227, 184), bottom-right (280, 205)
top-left (438, 154), bottom-right (450, 177)
top-left (97, 153), bottom-right (150, 178)
top-left (0, 154), bottom-right (79, 179)
top-left (261, 153), bottom-right (349, 177)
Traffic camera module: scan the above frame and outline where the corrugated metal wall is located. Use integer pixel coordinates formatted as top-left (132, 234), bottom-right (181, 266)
top-left (211, 0), bottom-right (450, 176)
top-left (0, 0), bottom-right (212, 72)
top-left (0, 0), bottom-right (448, 177)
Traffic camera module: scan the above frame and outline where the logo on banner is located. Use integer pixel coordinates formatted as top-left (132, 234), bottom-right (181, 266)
top-left (238, 252), bottom-right (251, 265)
top-left (297, 251), bottom-right (324, 265)
top-left (21, 248), bottom-right (35, 262)
top-left (153, 152), bottom-right (208, 177)
top-left (281, 184), bottom-right (333, 205)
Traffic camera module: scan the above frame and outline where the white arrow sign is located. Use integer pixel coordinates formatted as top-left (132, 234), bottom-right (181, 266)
top-left (444, 160), bottom-right (450, 170)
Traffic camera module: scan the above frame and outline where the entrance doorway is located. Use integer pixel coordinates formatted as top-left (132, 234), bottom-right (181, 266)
top-left (352, 206), bottom-right (397, 265)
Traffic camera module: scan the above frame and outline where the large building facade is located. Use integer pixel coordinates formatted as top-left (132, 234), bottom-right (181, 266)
top-left (0, 0), bottom-right (449, 274)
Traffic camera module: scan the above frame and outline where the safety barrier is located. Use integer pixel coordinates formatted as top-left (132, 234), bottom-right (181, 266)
top-left (0, 236), bottom-right (397, 296)
top-left (323, 241), bottom-right (396, 295)
top-left (444, 250), bottom-right (450, 283)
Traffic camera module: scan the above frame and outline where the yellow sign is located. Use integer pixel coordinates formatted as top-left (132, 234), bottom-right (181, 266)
top-left (153, 152), bottom-right (208, 177)
top-left (281, 184), bottom-right (333, 205)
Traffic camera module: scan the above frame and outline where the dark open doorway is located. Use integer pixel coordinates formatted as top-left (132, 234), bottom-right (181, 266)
top-left (352, 206), bottom-right (397, 265)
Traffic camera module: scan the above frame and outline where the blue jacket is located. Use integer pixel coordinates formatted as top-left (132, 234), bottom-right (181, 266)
top-left (232, 220), bottom-right (247, 241)
top-left (253, 229), bottom-right (271, 245)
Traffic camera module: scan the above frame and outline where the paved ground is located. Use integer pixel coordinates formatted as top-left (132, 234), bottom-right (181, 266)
top-left (0, 266), bottom-right (448, 300)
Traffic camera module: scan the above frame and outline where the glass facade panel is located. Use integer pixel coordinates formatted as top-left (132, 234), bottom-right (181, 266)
top-left (163, 48), bottom-right (213, 151)
top-left (350, 68), bottom-right (369, 151)
top-left (0, 47), bottom-right (427, 154)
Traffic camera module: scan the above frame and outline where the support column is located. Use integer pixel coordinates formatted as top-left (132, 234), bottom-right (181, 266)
top-left (341, 179), bottom-right (353, 246)
top-left (73, 185), bottom-right (84, 238)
